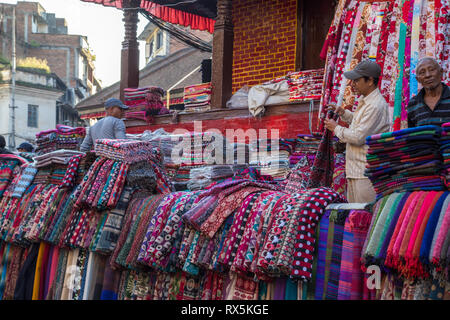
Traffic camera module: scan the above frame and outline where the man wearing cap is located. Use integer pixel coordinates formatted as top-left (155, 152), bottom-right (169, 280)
top-left (407, 57), bottom-right (450, 127)
top-left (17, 142), bottom-right (34, 153)
top-left (80, 98), bottom-right (129, 152)
top-left (324, 59), bottom-right (391, 203)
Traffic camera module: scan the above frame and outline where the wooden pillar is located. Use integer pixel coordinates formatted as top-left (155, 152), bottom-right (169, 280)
top-left (120, 0), bottom-right (140, 101)
top-left (211, 0), bottom-right (234, 109)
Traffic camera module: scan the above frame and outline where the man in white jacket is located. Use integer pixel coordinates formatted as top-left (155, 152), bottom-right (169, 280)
top-left (324, 59), bottom-right (391, 203)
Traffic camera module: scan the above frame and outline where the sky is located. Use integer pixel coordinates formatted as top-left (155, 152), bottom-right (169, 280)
top-left (2, 0), bottom-right (148, 87)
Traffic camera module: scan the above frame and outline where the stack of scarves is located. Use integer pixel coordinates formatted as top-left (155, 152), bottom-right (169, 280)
top-left (35, 125), bottom-right (86, 155)
top-left (365, 125), bottom-right (445, 199)
top-left (183, 83), bottom-right (212, 113)
top-left (94, 139), bottom-right (158, 164)
top-left (287, 69), bottom-right (325, 101)
top-left (314, 204), bottom-right (374, 300)
top-left (187, 164), bottom-right (248, 191)
top-left (249, 139), bottom-right (294, 180)
top-left (319, 0), bottom-right (450, 132)
top-left (34, 150), bottom-right (85, 168)
top-left (123, 86), bottom-right (169, 121)
top-left (362, 191), bottom-right (450, 282)
top-left (0, 156), bottom-right (24, 198)
top-left (441, 122), bottom-right (450, 187)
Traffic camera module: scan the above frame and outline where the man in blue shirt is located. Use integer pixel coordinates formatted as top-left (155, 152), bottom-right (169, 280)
top-left (407, 57), bottom-right (450, 127)
top-left (80, 98), bottom-right (129, 152)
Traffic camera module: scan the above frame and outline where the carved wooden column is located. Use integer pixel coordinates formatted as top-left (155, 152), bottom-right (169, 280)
top-left (211, 0), bottom-right (234, 109)
top-left (120, 0), bottom-right (140, 101)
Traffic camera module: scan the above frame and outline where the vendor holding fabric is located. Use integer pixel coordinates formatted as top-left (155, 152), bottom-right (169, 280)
top-left (324, 59), bottom-right (390, 203)
top-left (80, 98), bottom-right (129, 152)
top-left (407, 57), bottom-right (450, 127)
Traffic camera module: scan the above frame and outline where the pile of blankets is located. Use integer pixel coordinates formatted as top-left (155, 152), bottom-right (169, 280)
top-left (287, 69), bottom-right (324, 102)
top-left (35, 125), bottom-right (86, 155)
top-left (441, 123), bottom-right (450, 188)
top-left (183, 82), bottom-right (212, 113)
top-left (362, 192), bottom-right (449, 297)
top-left (123, 86), bottom-right (169, 121)
top-left (365, 125), bottom-right (445, 199)
top-left (187, 164), bottom-right (248, 191)
top-left (0, 154), bottom-right (27, 198)
top-left (94, 139), bottom-right (158, 164)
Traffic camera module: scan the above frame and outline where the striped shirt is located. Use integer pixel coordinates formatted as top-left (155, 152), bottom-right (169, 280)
top-left (407, 83), bottom-right (450, 128)
top-left (334, 88), bottom-right (391, 179)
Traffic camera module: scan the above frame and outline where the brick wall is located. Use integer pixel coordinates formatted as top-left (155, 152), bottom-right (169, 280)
top-left (232, 0), bottom-right (297, 93)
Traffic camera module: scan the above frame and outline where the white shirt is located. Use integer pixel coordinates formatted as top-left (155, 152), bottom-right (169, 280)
top-left (334, 88), bottom-right (391, 179)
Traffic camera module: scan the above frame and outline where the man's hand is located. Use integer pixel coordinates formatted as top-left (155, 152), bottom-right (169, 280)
top-left (328, 104), bottom-right (345, 117)
top-left (324, 118), bottom-right (338, 132)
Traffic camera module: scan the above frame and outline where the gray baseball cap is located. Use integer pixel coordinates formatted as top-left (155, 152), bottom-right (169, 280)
top-left (344, 59), bottom-right (381, 80)
top-left (104, 98), bottom-right (129, 110)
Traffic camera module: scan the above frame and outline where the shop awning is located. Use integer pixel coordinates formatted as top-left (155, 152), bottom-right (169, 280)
top-left (81, 0), bottom-right (216, 33)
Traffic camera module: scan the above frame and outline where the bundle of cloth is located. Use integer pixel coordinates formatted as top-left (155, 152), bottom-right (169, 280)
top-left (183, 82), bottom-right (212, 113)
top-left (94, 139), bottom-right (157, 164)
top-left (35, 125), bottom-right (86, 155)
top-left (0, 154), bottom-right (28, 198)
top-left (361, 192), bottom-right (449, 295)
top-left (289, 134), bottom-right (322, 166)
top-left (187, 164), bottom-right (248, 191)
top-left (441, 122), bottom-right (450, 188)
top-left (123, 86), bottom-right (169, 121)
top-left (365, 125), bottom-right (445, 199)
top-left (34, 149), bottom-right (85, 168)
top-left (314, 203), bottom-right (374, 300)
top-left (249, 139), bottom-right (294, 180)
top-left (287, 69), bottom-right (324, 102)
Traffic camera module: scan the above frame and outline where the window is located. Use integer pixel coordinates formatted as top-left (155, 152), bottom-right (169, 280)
top-left (156, 31), bottom-right (163, 50)
top-left (28, 104), bottom-right (38, 128)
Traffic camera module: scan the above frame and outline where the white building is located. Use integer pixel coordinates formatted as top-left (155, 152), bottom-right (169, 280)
top-left (0, 67), bottom-right (66, 149)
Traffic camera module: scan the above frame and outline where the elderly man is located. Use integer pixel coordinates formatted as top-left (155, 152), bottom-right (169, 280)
top-left (407, 57), bottom-right (450, 127)
top-left (80, 98), bottom-right (129, 152)
top-left (324, 59), bottom-right (391, 203)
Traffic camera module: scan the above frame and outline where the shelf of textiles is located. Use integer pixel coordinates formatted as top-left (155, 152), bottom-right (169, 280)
top-left (123, 86), bottom-right (169, 122)
top-left (320, 0), bottom-right (450, 131)
top-left (182, 82), bottom-right (211, 113)
top-left (287, 69), bottom-right (325, 102)
top-left (360, 192), bottom-right (449, 300)
top-left (365, 124), bottom-right (450, 199)
top-left (35, 125), bottom-right (86, 156)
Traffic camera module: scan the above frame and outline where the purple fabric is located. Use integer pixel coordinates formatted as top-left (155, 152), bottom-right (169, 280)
top-left (273, 277), bottom-right (287, 300)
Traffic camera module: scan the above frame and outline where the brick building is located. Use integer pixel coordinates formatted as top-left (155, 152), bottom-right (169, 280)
top-left (0, 1), bottom-right (102, 128)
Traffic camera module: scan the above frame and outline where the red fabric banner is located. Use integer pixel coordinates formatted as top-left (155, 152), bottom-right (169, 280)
top-left (80, 0), bottom-right (215, 33)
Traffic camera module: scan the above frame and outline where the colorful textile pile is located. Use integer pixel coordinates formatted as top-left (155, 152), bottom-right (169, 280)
top-left (365, 125), bottom-right (445, 199)
top-left (0, 156), bottom-right (25, 198)
top-left (320, 0), bottom-right (450, 131)
top-left (35, 125), bottom-right (86, 155)
top-left (94, 139), bottom-right (158, 164)
top-left (362, 192), bottom-right (449, 282)
top-left (34, 150), bottom-right (85, 168)
top-left (123, 86), bottom-right (168, 121)
top-left (183, 83), bottom-right (211, 113)
top-left (314, 204), bottom-right (374, 300)
top-left (187, 164), bottom-right (248, 191)
top-left (287, 69), bottom-right (325, 102)
top-left (441, 122), bottom-right (450, 187)
top-left (249, 139), bottom-right (295, 180)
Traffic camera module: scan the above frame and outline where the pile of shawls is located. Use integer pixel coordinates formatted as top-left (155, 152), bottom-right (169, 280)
top-left (34, 150), bottom-right (85, 168)
top-left (187, 164), bottom-right (248, 191)
top-left (362, 191), bottom-right (450, 281)
top-left (183, 82), bottom-right (212, 113)
top-left (314, 204), bottom-right (374, 300)
top-left (123, 86), bottom-right (168, 121)
top-left (319, 0), bottom-right (450, 131)
top-left (287, 69), bottom-right (324, 101)
top-left (249, 139), bottom-right (294, 180)
top-left (94, 139), bottom-right (157, 164)
top-left (35, 125), bottom-right (86, 155)
top-left (0, 155), bottom-right (27, 198)
top-left (441, 122), bottom-right (450, 187)
top-left (365, 125), bottom-right (445, 199)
